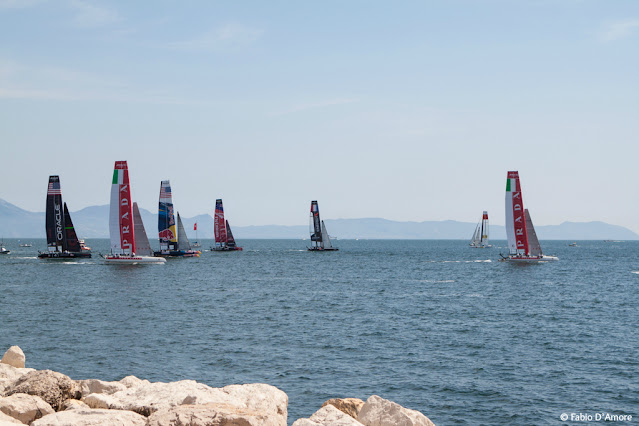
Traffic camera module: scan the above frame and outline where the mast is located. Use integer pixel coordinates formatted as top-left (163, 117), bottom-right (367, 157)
top-left (63, 202), bottom-right (81, 253)
top-left (109, 161), bottom-right (135, 255)
top-left (45, 175), bottom-right (64, 253)
top-left (132, 202), bottom-right (153, 256)
top-left (158, 181), bottom-right (177, 251)
top-left (177, 213), bottom-right (191, 251)
top-left (524, 209), bottom-right (542, 256)
top-left (226, 220), bottom-right (236, 248)
top-left (214, 199), bottom-right (227, 248)
top-left (505, 171), bottom-right (529, 256)
top-left (310, 201), bottom-right (322, 248)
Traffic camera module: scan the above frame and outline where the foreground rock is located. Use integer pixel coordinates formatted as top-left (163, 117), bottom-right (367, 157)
top-left (148, 403), bottom-right (282, 426)
top-left (0, 348), bottom-right (25, 370)
top-left (0, 410), bottom-right (22, 425)
top-left (0, 393), bottom-right (55, 424)
top-left (3, 370), bottom-right (81, 411)
top-left (0, 365), bottom-right (35, 394)
top-left (31, 408), bottom-right (146, 426)
top-left (293, 404), bottom-right (364, 426)
top-left (357, 395), bottom-right (435, 426)
top-left (322, 398), bottom-right (365, 419)
top-left (77, 379), bottom-right (127, 396)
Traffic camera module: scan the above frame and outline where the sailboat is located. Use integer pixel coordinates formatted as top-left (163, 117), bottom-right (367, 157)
top-left (0, 239), bottom-right (9, 255)
top-left (38, 175), bottom-right (91, 259)
top-left (105, 161), bottom-right (166, 264)
top-left (469, 211), bottom-right (491, 248)
top-left (154, 180), bottom-right (200, 257)
top-left (308, 200), bottom-right (338, 251)
top-left (211, 199), bottom-right (243, 251)
top-left (192, 222), bottom-right (201, 248)
top-left (502, 171), bottom-right (558, 262)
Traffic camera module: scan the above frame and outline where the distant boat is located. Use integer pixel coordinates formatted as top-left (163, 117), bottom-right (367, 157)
top-left (192, 222), bottom-right (201, 248)
top-left (154, 180), bottom-right (200, 258)
top-left (211, 199), bottom-right (243, 251)
top-left (569, 242), bottom-right (577, 247)
top-left (308, 200), bottom-right (338, 251)
top-left (104, 161), bottom-right (165, 264)
top-left (78, 239), bottom-right (91, 251)
top-left (501, 171), bottom-right (557, 262)
top-left (469, 211), bottom-right (492, 248)
top-left (18, 241), bottom-right (32, 247)
top-left (38, 175), bottom-right (91, 260)
top-left (0, 238), bottom-right (9, 255)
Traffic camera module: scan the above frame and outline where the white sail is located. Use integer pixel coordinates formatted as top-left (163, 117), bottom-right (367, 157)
top-left (109, 166), bottom-right (124, 254)
top-left (524, 209), bottom-right (542, 256)
top-left (321, 221), bottom-right (333, 249)
top-left (132, 202), bottom-right (153, 256)
top-left (480, 211), bottom-right (489, 246)
top-left (470, 223), bottom-right (481, 246)
top-left (177, 213), bottom-right (191, 251)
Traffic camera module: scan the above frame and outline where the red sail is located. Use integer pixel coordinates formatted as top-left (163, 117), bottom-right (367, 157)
top-left (214, 199), bottom-right (227, 245)
top-left (507, 171), bottom-right (529, 255)
top-left (116, 161), bottom-right (135, 254)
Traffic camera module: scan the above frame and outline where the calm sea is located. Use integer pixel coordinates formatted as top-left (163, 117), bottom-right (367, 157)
top-left (1, 239), bottom-right (637, 424)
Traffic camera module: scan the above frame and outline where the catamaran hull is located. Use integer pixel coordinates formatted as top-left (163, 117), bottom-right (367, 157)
top-left (38, 252), bottom-right (92, 259)
top-left (502, 255), bottom-right (558, 263)
top-left (105, 255), bottom-right (166, 264)
top-left (307, 247), bottom-right (339, 251)
top-left (153, 250), bottom-right (201, 257)
top-left (211, 247), bottom-right (243, 252)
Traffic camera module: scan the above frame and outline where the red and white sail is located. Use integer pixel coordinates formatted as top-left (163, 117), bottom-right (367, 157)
top-left (109, 161), bottom-right (135, 255)
top-left (505, 171), bottom-right (528, 256)
top-left (214, 199), bottom-right (227, 247)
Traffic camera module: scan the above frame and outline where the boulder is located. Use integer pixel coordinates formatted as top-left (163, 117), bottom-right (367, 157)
top-left (0, 365), bottom-right (35, 394)
top-left (0, 348), bottom-right (24, 369)
top-left (322, 398), bottom-right (365, 419)
top-left (61, 399), bottom-right (89, 411)
top-left (77, 379), bottom-right (126, 396)
top-left (222, 383), bottom-right (287, 421)
top-left (3, 370), bottom-right (81, 411)
top-left (83, 393), bottom-right (121, 410)
top-left (30, 407), bottom-right (147, 425)
top-left (147, 403), bottom-right (281, 426)
top-left (293, 404), bottom-right (364, 426)
top-left (0, 410), bottom-right (22, 425)
top-left (119, 376), bottom-right (149, 389)
top-left (357, 395), bottom-right (435, 426)
top-left (0, 393), bottom-right (55, 424)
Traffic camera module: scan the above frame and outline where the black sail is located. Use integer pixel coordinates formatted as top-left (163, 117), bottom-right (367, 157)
top-left (63, 202), bottom-right (81, 253)
top-left (226, 220), bottom-right (236, 248)
top-left (45, 175), bottom-right (65, 252)
top-left (310, 200), bottom-right (322, 242)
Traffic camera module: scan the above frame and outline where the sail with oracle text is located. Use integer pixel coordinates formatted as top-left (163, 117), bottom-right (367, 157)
top-left (158, 180), bottom-right (178, 252)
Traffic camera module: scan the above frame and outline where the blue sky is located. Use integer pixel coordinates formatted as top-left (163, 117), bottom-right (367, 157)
top-left (2, 1), bottom-right (638, 230)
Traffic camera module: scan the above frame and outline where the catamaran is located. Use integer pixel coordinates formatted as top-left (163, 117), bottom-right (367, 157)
top-left (211, 199), bottom-right (243, 251)
top-left (0, 239), bottom-right (9, 255)
top-left (105, 161), bottom-right (165, 264)
top-left (502, 171), bottom-right (558, 262)
top-left (469, 211), bottom-right (491, 248)
top-left (192, 222), bottom-right (201, 248)
top-left (154, 180), bottom-right (200, 257)
top-left (308, 200), bottom-right (338, 251)
top-left (38, 175), bottom-right (91, 259)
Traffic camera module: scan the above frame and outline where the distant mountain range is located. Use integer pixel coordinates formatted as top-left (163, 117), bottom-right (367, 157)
top-left (1, 198), bottom-right (637, 240)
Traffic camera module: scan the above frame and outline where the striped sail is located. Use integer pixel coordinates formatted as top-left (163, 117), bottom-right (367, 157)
top-left (45, 175), bottom-right (64, 252)
top-left (177, 213), bottom-right (191, 251)
top-left (505, 171), bottom-right (528, 256)
top-left (481, 211), bottom-right (489, 245)
top-left (132, 202), bottom-right (153, 256)
top-left (109, 161), bottom-right (135, 255)
top-left (214, 199), bottom-right (227, 247)
top-left (524, 209), bottom-right (542, 256)
top-left (158, 180), bottom-right (177, 251)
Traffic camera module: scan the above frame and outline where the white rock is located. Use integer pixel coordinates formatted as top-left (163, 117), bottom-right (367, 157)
top-left (0, 347), bottom-right (25, 369)
top-left (147, 403), bottom-right (282, 426)
top-left (31, 408), bottom-right (147, 426)
top-left (293, 404), bottom-right (364, 426)
top-left (0, 364), bottom-right (35, 383)
top-left (0, 410), bottom-right (22, 425)
top-left (119, 376), bottom-right (149, 389)
top-left (223, 383), bottom-right (288, 421)
top-left (3, 370), bottom-right (81, 411)
top-left (357, 395), bottom-right (435, 426)
top-left (322, 398), bottom-right (365, 419)
top-left (61, 399), bottom-right (89, 411)
top-left (0, 393), bottom-right (55, 424)
top-left (83, 393), bottom-right (121, 410)
top-left (77, 379), bottom-right (127, 396)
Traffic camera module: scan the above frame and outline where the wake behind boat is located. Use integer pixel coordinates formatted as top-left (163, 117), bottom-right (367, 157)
top-left (105, 161), bottom-right (166, 264)
top-left (308, 200), bottom-right (338, 251)
top-left (469, 211), bottom-right (492, 248)
top-left (501, 171), bottom-right (558, 262)
top-left (211, 199), bottom-right (243, 251)
top-left (38, 175), bottom-right (91, 260)
top-left (154, 180), bottom-right (200, 258)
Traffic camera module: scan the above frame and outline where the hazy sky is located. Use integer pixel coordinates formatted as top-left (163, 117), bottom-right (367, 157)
top-left (2, 1), bottom-right (638, 230)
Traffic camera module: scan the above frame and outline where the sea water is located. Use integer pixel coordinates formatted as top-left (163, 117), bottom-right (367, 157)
top-left (0, 239), bottom-right (637, 424)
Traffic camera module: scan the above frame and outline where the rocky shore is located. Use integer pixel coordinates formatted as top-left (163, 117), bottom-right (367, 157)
top-left (0, 346), bottom-right (435, 425)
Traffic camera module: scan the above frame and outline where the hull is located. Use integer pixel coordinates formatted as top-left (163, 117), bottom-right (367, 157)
top-left (211, 247), bottom-right (243, 252)
top-left (502, 255), bottom-right (558, 263)
top-left (470, 245), bottom-right (492, 248)
top-left (0, 249), bottom-right (10, 255)
top-left (308, 247), bottom-right (339, 251)
top-left (38, 251), bottom-right (92, 259)
top-left (153, 250), bottom-right (201, 257)
top-left (105, 255), bottom-right (166, 264)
